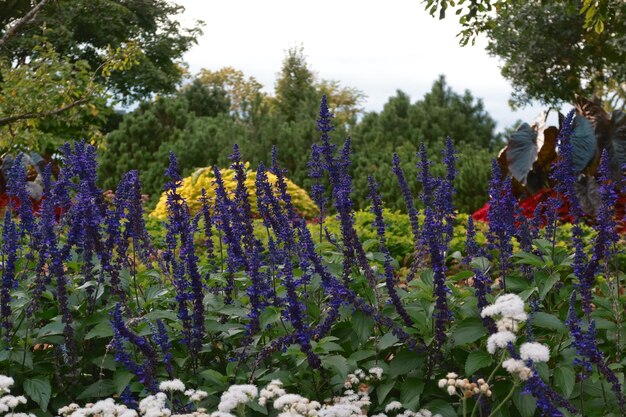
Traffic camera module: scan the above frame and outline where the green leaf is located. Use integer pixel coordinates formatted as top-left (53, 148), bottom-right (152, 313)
top-left (401, 378), bottom-right (424, 410)
top-left (538, 272), bottom-right (561, 301)
top-left (389, 350), bottom-right (423, 377)
top-left (378, 333), bottom-right (399, 350)
top-left (76, 380), bottom-right (117, 400)
top-left (513, 251), bottom-right (545, 267)
top-left (85, 321), bottom-right (114, 340)
top-left (465, 350), bottom-right (493, 376)
top-left (351, 310), bottom-right (374, 342)
top-left (424, 399), bottom-right (457, 417)
top-left (200, 369), bottom-right (228, 389)
top-left (259, 306), bottom-right (281, 329)
top-left (113, 369), bottom-right (134, 395)
top-left (453, 318), bottom-right (487, 346)
top-left (533, 312), bottom-right (566, 333)
top-left (23, 378), bottom-right (51, 411)
top-left (321, 355), bottom-right (349, 380)
top-left (554, 367), bottom-right (576, 397)
top-left (512, 387), bottom-right (536, 417)
top-left (376, 379), bottom-right (395, 404)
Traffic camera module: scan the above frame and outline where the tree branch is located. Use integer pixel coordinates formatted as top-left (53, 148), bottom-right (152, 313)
top-left (0, 97), bottom-right (89, 127)
top-left (0, 0), bottom-right (52, 49)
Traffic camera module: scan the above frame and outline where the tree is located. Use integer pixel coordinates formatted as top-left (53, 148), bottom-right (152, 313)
top-left (1, 0), bottom-right (203, 103)
top-left (0, 1), bottom-right (140, 154)
top-left (0, 0), bottom-right (200, 154)
top-left (350, 76), bottom-right (500, 212)
top-left (422, 0), bottom-right (626, 110)
top-left (273, 46), bottom-right (319, 123)
top-left (483, 1), bottom-right (626, 110)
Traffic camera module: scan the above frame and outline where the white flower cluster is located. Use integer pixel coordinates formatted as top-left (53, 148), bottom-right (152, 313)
top-left (139, 393), bottom-right (170, 417)
top-left (259, 380), bottom-right (286, 406)
top-left (59, 398), bottom-right (139, 417)
top-left (159, 380), bottom-right (186, 393)
top-left (212, 385), bottom-right (258, 417)
top-left (437, 373), bottom-right (491, 398)
top-left (184, 390), bottom-right (209, 403)
top-left (57, 379), bottom-right (210, 417)
top-left (501, 359), bottom-right (533, 381)
top-left (0, 375), bottom-right (33, 417)
top-left (481, 294), bottom-right (528, 355)
top-left (481, 294), bottom-right (551, 381)
top-left (0, 376), bottom-right (14, 395)
top-left (343, 368), bottom-right (383, 390)
top-left (273, 393), bottom-right (320, 417)
top-left (256, 371), bottom-right (438, 417)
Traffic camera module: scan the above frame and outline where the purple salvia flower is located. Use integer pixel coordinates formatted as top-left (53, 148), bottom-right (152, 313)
top-left (308, 143), bottom-right (326, 221)
top-left (28, 165), bottom-right (57, 316)
top-left (211, 165), bottom-right (243, 302)
top-left (465, 217), bottom-right (496, 333)
top-left (6, 153), bottom-right (35, 236)
top-left (199, 189), bottom-right (217, 274)
top-left (422, 206), bottom-right (451, 358)
top-left (566, 292), bottom-right (624, 411)
top-left (486, 160), bottom-right (517, 287)
top-left (152, 319), bottom-right (174, 378)
top-left (392, 153), bottom-right (420, 245)
top-left (110, 305), bottom-right (158, 393)
top-left (1, 211), bottom-right (18, 338)
top-left (523, 371), bottom-right (577, 417)
top-left (368, 176), bottom-right (413, 327)
top-left (163, 153), bottom-right (204, 358)
top-left (392, 153), bottom-right (422, 282)
top-left (417, 144), bottom-right (434, 208)
top-left (438, 137), bottom-right (457, 247)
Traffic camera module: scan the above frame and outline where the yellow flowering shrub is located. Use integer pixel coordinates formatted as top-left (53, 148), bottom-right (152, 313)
top-left (150, 164), bottom-right (318, 220)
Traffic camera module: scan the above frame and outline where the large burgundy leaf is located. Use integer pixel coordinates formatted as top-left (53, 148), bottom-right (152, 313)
top-left (570, 114), bottom-right (597, 173)
top-left (506, 122), bottom-right (538, 185)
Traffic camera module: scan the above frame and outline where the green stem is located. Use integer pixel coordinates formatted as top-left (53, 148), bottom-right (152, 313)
top-left (487, 383), bottom-right (519, 417)
top-left (463, 396), bottom-right (467, 417)
top-left (470, 353), bottom-right (505, 417)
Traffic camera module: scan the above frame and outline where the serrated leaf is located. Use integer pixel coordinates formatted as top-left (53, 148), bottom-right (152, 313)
top-left (554, 367), bottom-right (575, 397)
top-left (321, 355), bottom-right (348, 379)
top-left (376, 379), bottom-right (395, 404)
top-left (23, 378), bottom-right (51, 411)
top-left (453, 318), bottom-right (487, 346)
top-left (85, 321), bottom-right (114, 340)
top-left (351, 310), bottom-right (374, 343)
top-left (389, 350), bottom-right (423, 377)
top-left (538, 273), bottom-right (561, 301)
top-left (378, 333), bottom-right (399, 350)
top-left (465, 350), bottom-right (493, 376)
top-left (512, 387), bottom-right (536, 417)
top-left (113, 369), bottom-right (134, 395)
top-left (76, 380), bottom-right (117, 400)
top-left (533, 312), bottom-right (566, 333)
top-left (400, 378), bottom-right (424, 410)
top-left (424, 399), bottom-right (457, 417)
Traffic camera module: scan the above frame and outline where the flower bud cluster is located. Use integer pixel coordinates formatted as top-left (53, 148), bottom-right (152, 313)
top-left (343, 367), bottom-right (383, 390)
top-left (437, 373), bottom-right (492, 398)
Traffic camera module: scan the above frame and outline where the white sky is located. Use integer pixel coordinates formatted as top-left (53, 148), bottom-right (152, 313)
top-left (176, 0), bottom-right (547, 133)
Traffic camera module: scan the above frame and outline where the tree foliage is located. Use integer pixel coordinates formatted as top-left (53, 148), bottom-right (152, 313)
top-left (0, 0), bottom-right (201, 154)
top-left (1, 0), bottom-right (203, 102)
top-left (422, 0), bottom-right (626, 110)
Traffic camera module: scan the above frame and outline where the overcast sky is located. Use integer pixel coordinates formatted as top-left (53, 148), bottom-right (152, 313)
top-left (176, 0), bottom-right (547, 132)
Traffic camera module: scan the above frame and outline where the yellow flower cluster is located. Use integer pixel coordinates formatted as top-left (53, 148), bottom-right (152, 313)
top-left (149, 164), bottom-right (318, 220)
